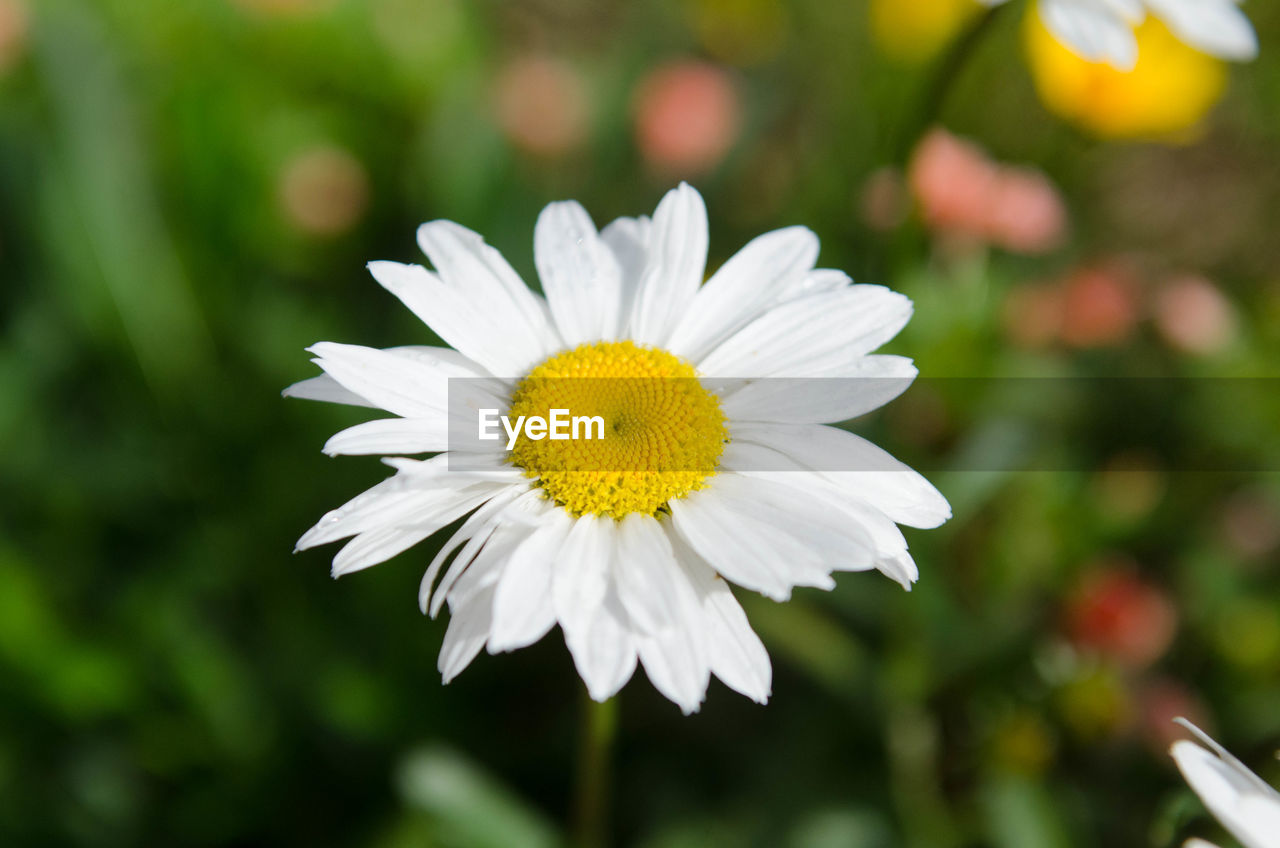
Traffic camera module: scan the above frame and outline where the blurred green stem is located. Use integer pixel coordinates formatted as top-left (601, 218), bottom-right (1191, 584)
top-left (895, 3), bottom-right (1007, 165)
top-left (572, 692), bottom-right (618, 848)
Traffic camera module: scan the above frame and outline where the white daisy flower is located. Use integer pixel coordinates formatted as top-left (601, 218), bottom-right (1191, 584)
top-left (981, 0), bottom-right (1258, 70)
top-left (286, 183), bottom-right (950, 713)
top-left (1171, 718), bottom-right (1280, 848)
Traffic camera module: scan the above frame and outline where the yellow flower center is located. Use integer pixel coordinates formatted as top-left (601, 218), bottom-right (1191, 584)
top-left (507, 341), bottom-right (728, 519)
top-left (1023, 9), bottom-right (1227, 140)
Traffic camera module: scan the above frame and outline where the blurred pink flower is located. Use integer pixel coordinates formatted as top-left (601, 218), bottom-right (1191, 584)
top-left (985, 167), bottom-right (1067, 254)
top-left (0, 0), bottom-right (27, 74)
top-left (493, 55), bottom-right (590, 158)
top-left (278, 145), bottom-right (370, 237)
top-left (909, 128), bottom-right (1066, 254)
top-left (1153, 274), bottom-right (1238, 355)
top-left (1064, 566), bottom-right (1178, 669)
top-left (1059, 264), bottom-right (1140, 348)
top-left (633, 61), bottom-right (740, 175)
top-left (909, 129), bottom-right (998, 243)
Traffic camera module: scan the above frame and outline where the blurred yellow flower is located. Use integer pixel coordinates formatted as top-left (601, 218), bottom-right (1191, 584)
top-left (1024, 7), bottom-right (1227, 140)
top-left (871, 0), bottom-right (983, 63)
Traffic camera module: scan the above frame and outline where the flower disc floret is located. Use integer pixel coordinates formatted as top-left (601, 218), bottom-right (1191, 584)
top-left (507, 341), bottom-right (727, 518)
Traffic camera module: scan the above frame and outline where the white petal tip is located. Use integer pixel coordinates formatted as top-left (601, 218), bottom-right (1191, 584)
top-left (295, 530), bottom-right (322, 551)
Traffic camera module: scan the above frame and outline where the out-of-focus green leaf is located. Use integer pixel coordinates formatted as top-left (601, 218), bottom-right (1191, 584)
top-left (32, 0), bottom-right (212, 399)
top-left (980, 775), bottom-right (1072, 848)
top-left (396, 746), bottom-right (561, 848)
top-left (786, 808), bottom-right (892, 848)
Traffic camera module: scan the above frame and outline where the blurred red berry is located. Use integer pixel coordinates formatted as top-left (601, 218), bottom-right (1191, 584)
top-left (1064, 566), bottom-right (1178, 669)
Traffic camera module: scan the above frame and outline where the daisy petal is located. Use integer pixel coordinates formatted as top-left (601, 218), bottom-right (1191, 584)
top-left (636, 619), bottom-right (710, 715)
top-left (416, 219), bottom-right (561, 363)
top-left (631, 527), bottom-right (711, 714)
top-left (307, 342), bottom-right (455, 419)
top-left (487, 507), bottom-right (573, 653)
top-left (718, 356), bottom-right (918, 424)
top-left (1042, 0), bottom-right (1139, 69)
top-left (328, 486), bottom-right (504, 578)
top-left (297, 486), bottom-right (443, 552)
top-left (1173, 719), bottom-right (1278, 797)
top-left (1172, 739), bottom-right (1280, 848)
top-left (696, 286), bottom-right (913, 377)
top-left (674, 543), bottom-right (771, 704)
top-left (298, 489), bottom-right (450, 555)
top-left (1100, 0), bottom-right (1144, 23)
top-left (297, 459), bottom-right (502, 552)
top-left (332, 524), bottom-right (442, 578)
top-left (432, 494), bottom-right (543, 618)
top-left (439, 585), bottom-right (495, 683)
top-left (565, 593), bottom-right (638, 702)
top-left (613, 514), bottom-right (694, 636)
top-left (669, 474), bottom-right (874, 600)
top-left (323, 418), bottom-right (448, 456)
top-left (283, 374), bottom-right (379, 408)
top-left (733, 422), bottom-right (952, 529)
top-left (1146, 0), bottom-right (1258, 61)
top-left (552, 514), bottom-right (614, 644)
top-left (445, 517), bottom-right (536, 616)
top-left (535, 200), bottom-right (624, 345)
top-left (720, 448), bottom-right (921, 588)
top-left (366, 260), bottom-right (544, 378)
top-left (627, 183), bottom-right (708, 347)
top-left (666, 226), bottom-right (819, 362)
top-left (420, 487), bottom-right (527, 615)
top-left (1236, 795), bottom-right (1280, 846)
top-left (786, 268), bottom-right (854, 298)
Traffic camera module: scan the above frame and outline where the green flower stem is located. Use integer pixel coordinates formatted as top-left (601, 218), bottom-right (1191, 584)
top-left (572, 691), bottom-right (619, 848)
top-left (895, 3), bottom-right (1008, 166)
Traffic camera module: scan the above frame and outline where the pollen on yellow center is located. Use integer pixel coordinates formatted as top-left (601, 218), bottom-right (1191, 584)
top-left (507, 341), bottom-right (728, 519)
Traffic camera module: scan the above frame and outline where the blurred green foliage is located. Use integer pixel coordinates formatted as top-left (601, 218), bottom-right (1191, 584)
top-left (1, 0), bottom-right (1278, 846)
